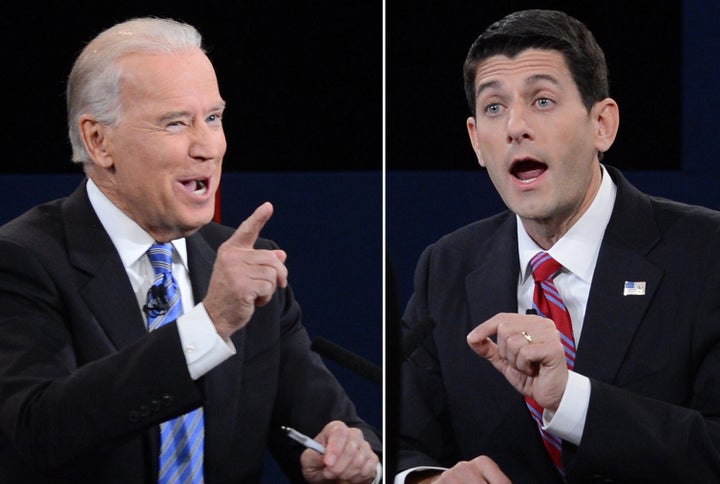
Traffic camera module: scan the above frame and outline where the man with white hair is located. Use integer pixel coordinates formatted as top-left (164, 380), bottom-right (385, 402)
top-left (0, 17), bottom-right (381, 483)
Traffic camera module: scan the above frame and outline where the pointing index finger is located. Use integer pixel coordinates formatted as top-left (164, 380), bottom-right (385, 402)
top-left (229, 201), bottom-right (274, 249)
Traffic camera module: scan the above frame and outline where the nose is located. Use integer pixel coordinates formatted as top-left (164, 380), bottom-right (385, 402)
top-left (189, 122), bottom-right (226, 162)
top-left (506, 103), bottom-right (533, 144)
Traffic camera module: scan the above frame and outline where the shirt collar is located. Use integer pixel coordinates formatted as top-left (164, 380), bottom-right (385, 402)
top-left (518, 164), bottom-right (617, 284)
top-left (86, 178), bottom-right (189, 270)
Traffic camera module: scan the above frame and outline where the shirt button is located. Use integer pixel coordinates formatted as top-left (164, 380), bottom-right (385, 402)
top-left (184, 344), bottom-right (196, 353)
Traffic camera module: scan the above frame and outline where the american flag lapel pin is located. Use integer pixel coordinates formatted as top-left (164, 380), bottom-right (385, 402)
top-left (623, 281), bottom-right (646, 296)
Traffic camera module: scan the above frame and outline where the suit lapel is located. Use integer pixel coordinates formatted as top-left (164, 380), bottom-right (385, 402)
top-left (466, 214), bottom-right (521, 336)
top-left (63, 181), bottom-right (148, 350)
top-left (463, 215), bottom-right (554, 459)
top-left (574, 167), bottom-right (663, 382)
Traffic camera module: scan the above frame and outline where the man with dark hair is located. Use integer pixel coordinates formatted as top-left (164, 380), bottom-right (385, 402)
top-left (463, 10), bottom-right (609, 114)
top-left (395, 9), bottom-right (720, 483)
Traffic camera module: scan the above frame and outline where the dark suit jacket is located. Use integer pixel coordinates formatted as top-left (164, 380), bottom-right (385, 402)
top-left (0, 181), bottom-right (380, 483)
top-left (398, 166), bottom-right (720, 483)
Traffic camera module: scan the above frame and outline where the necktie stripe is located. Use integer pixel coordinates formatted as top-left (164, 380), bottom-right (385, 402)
top-left (147, 242), bottom-right (204, 484)
top-left (540, 283), bottom-right (567, 310)
top-left (539, 429), bottom-right (562, 449)
top-left (561, 337), bottom-right (576, 361)
top-left (530, 252), bottom-right (553, 271)
top-left (527, 251), bottom-right (576, 479)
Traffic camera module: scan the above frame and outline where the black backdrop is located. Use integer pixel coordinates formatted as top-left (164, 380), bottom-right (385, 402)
top-left (1, 1), bottom-right (381, 174)
top-left (1, 2), bottom-right (682, 174)
top-left (387, 0), bottom-right (682, 171)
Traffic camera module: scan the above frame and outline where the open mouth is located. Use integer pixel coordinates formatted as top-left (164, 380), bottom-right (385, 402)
top-left (511, 158), bottom-right (547, 183)
top-left (179, 178), bottom-right (209, 196)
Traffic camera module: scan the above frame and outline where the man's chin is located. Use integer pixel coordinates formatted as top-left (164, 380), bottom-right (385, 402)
top-left (155, 214), bottom-right (214, 241)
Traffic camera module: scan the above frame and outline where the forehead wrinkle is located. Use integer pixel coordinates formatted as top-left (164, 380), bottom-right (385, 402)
top-left (474, 51), bottom-right (569, 99)
top-left (476, 71), bottom-right (564, 98)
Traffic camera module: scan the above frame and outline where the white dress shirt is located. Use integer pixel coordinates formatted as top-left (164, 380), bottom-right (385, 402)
top-left (517, 164), bottom-right (616, 444)
top-left (86, 179), bottom-right (235, 379)
top-left (395, 165), bottom-right (617, 483)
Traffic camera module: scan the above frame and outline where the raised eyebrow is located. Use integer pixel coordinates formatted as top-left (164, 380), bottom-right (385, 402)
top-left (475, 74), bottom-right (562, 99)
top-left (475, 79), bottom-right (501, 99)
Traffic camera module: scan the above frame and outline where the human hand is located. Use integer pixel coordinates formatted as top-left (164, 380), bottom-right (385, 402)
top-left (204, 202), bottom-right (288, 339)
top-left (301, 420), bottom-right (379, 483)
top-left (467, 312), bottom-right (568, 411)
top-left (409, 456), bottom-right (510, 484)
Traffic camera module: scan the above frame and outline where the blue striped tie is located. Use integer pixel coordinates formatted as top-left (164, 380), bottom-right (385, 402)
top-left (146, 243), bottom-right (204, 484)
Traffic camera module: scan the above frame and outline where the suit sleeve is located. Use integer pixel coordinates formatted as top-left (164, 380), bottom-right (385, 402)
top-left (396, 244), bottom-right (461, 473)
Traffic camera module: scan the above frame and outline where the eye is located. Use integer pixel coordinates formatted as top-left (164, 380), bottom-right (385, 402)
top-left (165, 118), bottom-right (190, 130)
top-left (164, 121), bottom-right (188, 133)
top-left (484, 103), bottom-right (504, 116)
top-left (535, 97), bottom-right (554, 109)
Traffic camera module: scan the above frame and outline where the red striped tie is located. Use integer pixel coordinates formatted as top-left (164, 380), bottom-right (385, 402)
top-left (526, 251), bottom-right (576, 478)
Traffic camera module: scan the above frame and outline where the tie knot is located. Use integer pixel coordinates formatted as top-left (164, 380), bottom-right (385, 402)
top-left (147, 243), bottom-right (174, 276)
top-left (530, 251), bottom-right (562, 282)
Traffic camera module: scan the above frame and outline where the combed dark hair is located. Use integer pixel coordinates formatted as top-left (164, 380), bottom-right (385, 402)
top-left (463, 9), bottom-right (608, 115)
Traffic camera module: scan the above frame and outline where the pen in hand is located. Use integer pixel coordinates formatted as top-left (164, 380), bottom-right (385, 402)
top-left (281, 426), bottom-right (326, 454)
top-left (282, 425), bottom-right (383, 483)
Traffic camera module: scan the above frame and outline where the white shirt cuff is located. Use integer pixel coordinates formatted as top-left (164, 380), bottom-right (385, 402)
top-left (176, 302), bottom-right (236, 380)
top-left (394, 466), bottom-right (446, 483)
top-left (542, 370), bottom-right (590, 445)
top-left (371, 462), bottom-right (383, 484)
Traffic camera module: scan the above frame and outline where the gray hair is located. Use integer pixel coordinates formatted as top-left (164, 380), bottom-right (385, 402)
top-left (67, 17), bottom-right (204, 164)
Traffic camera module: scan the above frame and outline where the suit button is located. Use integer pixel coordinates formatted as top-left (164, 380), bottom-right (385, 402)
top-left (128, 410), bottom-right (139, 423)
top-left (151, 399), bottom-right (162, 412)
top-left (162, 394), bottom-right (174, 407)
top-left (139, 405), bottom-right (151, 417)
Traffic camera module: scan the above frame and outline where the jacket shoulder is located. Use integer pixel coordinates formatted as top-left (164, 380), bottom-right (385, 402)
top-left (431, 210), bottom-right (515, 253)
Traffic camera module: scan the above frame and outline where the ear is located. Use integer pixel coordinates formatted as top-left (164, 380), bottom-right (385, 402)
top-left (466, 116), bottom-right (486, 167)
top-left (592, 98), bottom-right (619, 154)
top-left (79, 115), bottom-right (114, 168)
